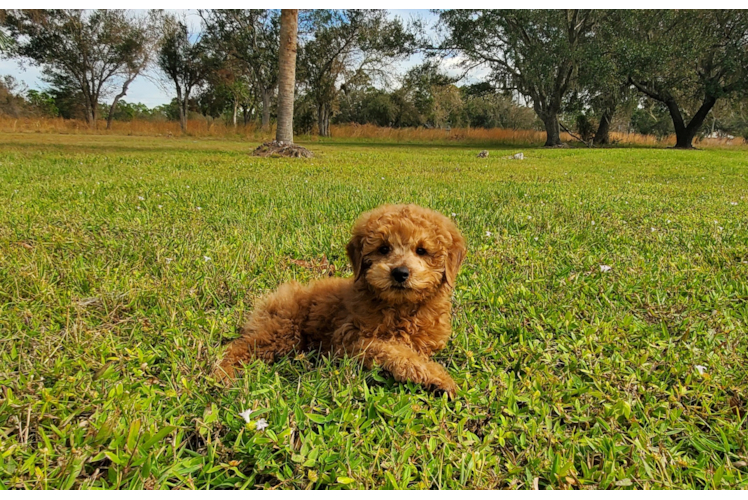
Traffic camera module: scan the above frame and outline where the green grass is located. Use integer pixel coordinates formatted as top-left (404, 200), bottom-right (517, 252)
top-left (1, 132), bottom-right (747, 489)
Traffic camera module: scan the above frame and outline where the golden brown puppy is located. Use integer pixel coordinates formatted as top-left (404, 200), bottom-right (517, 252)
top-left (216, 204), bottom-right (466, 397)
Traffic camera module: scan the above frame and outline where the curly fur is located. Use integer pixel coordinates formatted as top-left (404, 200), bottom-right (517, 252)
top-left (216, 204), bottom-right (467, 397)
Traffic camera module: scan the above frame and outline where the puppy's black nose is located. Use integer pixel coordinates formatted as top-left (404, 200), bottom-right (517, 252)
top-left (391, 266), bottom-right (409, 283)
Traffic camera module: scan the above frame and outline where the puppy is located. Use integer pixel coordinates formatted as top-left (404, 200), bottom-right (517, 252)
top-left (216, 204), bottom-right (467, 397)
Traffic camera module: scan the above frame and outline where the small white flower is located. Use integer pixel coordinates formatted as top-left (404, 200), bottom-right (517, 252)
top-left (138, 196), bottom-right (145, 201)
top-left (158, 205), bottom-right (163, 209)
top-left (718, 226), bottom-right (723, 231)
top-left (239, 409), bottom-right (253, 423)
top-left (651, 227), bottom-right (656, 232)
top-left (600, 265), bottom-right (612, 272)
top-left (79, 191), bottom-right (83, 195)
top-left (381, 177), bottom-right (385, 180)
top-left (485, 231), bottom-right (492, 237)
top-left (714, 220), bottom-right (719, 224)
top-left (695, 365), bottom-right (707, 375)
top-left (203, 255), bottom-right (211, 262)
top-left (591, 221), bottom-right (595, 226)
top-left (451, 213), bottom-right (456, 217)
top-left (255, 418), bottom-right (269, 431)
top-left (730, 202), bottom-right (738, 206)
top-left (186, 185), bottom-right (190, 188)
top-left (527, 216), bottom-right (532, 220)
top-left (196, 206), bottom-right (202, 210)
top-left (534, 237), bottom-right (538, 241)
top-left (667, 220), bottom-right (671, 223)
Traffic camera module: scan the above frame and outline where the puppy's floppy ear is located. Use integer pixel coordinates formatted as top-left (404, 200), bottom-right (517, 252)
top-left (444, 224), bottom-right (467, 289)
top-left (346, 232), bottom-right (367, 281)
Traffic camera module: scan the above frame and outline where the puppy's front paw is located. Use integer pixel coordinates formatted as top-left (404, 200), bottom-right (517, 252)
top-left (431, 377), bottom-right (458, 399)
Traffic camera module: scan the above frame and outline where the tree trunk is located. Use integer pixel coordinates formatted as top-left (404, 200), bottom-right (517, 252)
top-left (85, 97), bottom-right (97, 129)
top-left (317, 102), bottom-right (331, 137)
top-left (665, 95), bottom-right (717, 149)
top-left (179, 90), bottom-right (189, 133)
top-left (107, 93), bottom-right (126, 130)
top-left (181, 101), bottom-right (188, 132)
top-left (261, 88), bottom-right (271, 131)
top-left (593, 109), bottom-right (613, 145)
top-left (540, 111), bottom-right (562, 147)
top-left (175, 86), bottom-right (186, 133)
top-left (276, 9), bottom-right (299, 144)
top-left (232, 97), bottom-right (238, 128)
top-left (91, 104), bottom-right (98, 129)
top-left (107, 77), bottom-right (135, 130)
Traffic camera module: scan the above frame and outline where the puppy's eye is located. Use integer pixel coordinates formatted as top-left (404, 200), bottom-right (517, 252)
top-left (378, 246), bottom-right (390, 255)
top-left (416, 247), bottom-right (427, 256)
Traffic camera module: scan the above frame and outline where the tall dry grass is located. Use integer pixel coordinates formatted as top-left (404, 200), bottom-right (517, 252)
top-left (0, 116), bottom-right (275, 140)
top-left (327, 123), bottom-right (745, 148)
top-left (0, 116), bottom-right (743, 148)
top-left (326, 123), bottom-right (553, 145)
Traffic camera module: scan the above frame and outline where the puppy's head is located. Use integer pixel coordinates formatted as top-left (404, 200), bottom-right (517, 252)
top-left (347, 204), bottom-right (466, 305)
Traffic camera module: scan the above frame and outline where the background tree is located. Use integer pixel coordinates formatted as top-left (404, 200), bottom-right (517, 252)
top-left (200, 10), bottom-right (279, 130)
top-left (613, 10), bottom-right (748, 148)
top-left (461, 82), bottom-right (539, 130)
top-left (435, 9), bottom-right (597, 146)
top-left (3, 9), bottom-right (151, 128)
top-left (157, 14), bottom-right (212, 133)
top-left (572, 11), bottom-right (634, 145)
top-left (297, 9), bottom-right (412, 137)
top-left (0, 24), bottom-right (13, 53)
top-left (400, 62), bottom-right (458, 128)
top-left (0, 75), bottom-right (27, 116)
top-left (106, 12), bottom-right (159, 130)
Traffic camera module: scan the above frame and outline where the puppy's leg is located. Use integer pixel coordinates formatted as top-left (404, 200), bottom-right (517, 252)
top-left (353, 338), bottom-right (458, 398)
top-left (216, 282), bottom-right (308, 382)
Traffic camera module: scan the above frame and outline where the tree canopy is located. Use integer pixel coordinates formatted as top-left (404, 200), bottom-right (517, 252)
top-left (3, 9), bottom-right (152, 128)
top-left (611, 10), bottom-right (748, 148)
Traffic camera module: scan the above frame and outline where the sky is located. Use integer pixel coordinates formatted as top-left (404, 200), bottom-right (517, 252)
top-left (0, 9), bottom-right (474, 108)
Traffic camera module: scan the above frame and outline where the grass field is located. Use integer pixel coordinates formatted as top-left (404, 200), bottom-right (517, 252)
top-left (1, 132), bottom-right (747, 489)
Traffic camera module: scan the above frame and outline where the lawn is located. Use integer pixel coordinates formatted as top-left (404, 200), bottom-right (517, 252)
top-left (1, 133), bottom-right (747, 489)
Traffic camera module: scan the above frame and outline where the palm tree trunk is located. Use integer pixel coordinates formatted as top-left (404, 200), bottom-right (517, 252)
top-left (276, 9), bottom-right (299, 144)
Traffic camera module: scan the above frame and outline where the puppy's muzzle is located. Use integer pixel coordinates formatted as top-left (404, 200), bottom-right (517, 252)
top-left (391, 266), bottom-right (410, 284)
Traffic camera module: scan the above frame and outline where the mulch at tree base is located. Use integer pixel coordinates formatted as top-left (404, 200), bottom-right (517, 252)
top-left (251, 141), bottom-right (314, 158)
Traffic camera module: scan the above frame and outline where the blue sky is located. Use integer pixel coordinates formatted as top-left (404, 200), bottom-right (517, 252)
top-left (0, 9), bottom-right (451, 108)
